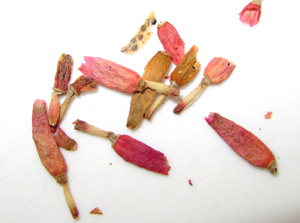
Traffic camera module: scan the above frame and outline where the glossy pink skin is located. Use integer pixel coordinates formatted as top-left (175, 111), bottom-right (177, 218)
top-left (239, 2), bottom-right (261, 27)
top-left (205, 112), bottom-right (275, 168)
top-left (204, 57), bottom-right (236, 84)
top-left (79, 56), bottom-right (141, 93)
top-left (114, 135), bottom-right (171, 175)
top-left (157, 22), bottom-right (185, 65)
top-left (32, 99), bottom-right (67, 179)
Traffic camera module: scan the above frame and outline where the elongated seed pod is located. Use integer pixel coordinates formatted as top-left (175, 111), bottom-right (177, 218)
top-left (205, 112), bottom-right (277, 174)
top-left (55, 127), bottom-right (78, 151)
top-left (126, 51), bottom-right (171, 129)
top-left (32, 99), bottom-right (79, 218)
top-left (73, 119), bottom-right (171, 175)
top-left (157, 21), bottom-right (185, 65)
top-left (79, 56), bottom-right (179, 96)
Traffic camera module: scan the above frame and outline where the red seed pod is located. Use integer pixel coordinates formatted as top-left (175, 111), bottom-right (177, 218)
top-left (53, 54), bottom-right (73, 93)
top-left (32, 99), bottom-right (79, 218)
top-left (239, 0), bottom-right (262, 27)
top-left (157, 21), bottom-right (185, 65)
top-left (73, 119), bottom-right (171, 175)
top-left (79, 56), bottom-right (179, 96)
top-left (205, 112), bottom-right (277, 174)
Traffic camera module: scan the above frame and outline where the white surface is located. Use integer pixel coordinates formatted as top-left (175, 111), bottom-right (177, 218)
top-left (1, 0), bottom-right (300, 222)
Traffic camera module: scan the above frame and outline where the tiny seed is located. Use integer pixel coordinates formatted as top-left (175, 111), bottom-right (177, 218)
top-left (151, 18), bottom-right (157, 25)
top-left (140, 25), bottom-right (146, 31)
top-left (131, 38), bottom-right (137, 43)
top-left (137, 34), bottom-right (143, 40)
top-left (131, 44), bottom-right (138, 51)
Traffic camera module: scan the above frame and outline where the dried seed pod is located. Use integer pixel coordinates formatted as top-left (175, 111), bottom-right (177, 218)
top-left (239, 0), bottom-right (262, 27)
top-left (173, 57), bottom-right (236, 114)
top-left (126, 51), bottom-right (172, 129)
top-left (59, 75), bottom-right (97, 122)
top-left (32, 99), bottom-right (79, 218)
top-left (79, 56), bottom-right (179, 96)
top-left (73, 119), bottom-right (171, 175)
top-left (49, 54), bottom-right (73, 126)
top-left (205, 112), bottom-right (277, 174)
top-left (55, 127), bottom-right (78, 151)
top-left (157, 21), bottom-right (185, 65)
top-left (121, 11), bottom-right (156, 54)
top-left (144, 45), bottom-right (200, 120)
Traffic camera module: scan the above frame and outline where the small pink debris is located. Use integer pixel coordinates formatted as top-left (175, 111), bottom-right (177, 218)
top-left (164, 76), bottom-right (170, 79)
top-left (90, 207), bottom-right (103, 215)
top-left (264, 112), bottom-right (273, 119)
top-left (188, 179), bottom-right (193, 186)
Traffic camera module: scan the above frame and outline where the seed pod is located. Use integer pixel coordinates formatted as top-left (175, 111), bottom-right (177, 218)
top-left (73, 119), bottom-right (171, 175)
top-left (239, 0), bottom-right (262, 27)
top-left (205, 112), bottom-right (277, 174)
top-left (55, 127), bottom-right (78, 151)
top-left (157, 21), bottom-right (185, 65)
top-left (59, 75), bottom-right (98, 122)
top-left (121, 11), bottom-right (156, 54)
top-left (144, 45), bottom-right (200, 120)
top-left (49, 54), bottom-right (73, 126)
top-left (32, 99), bottom-right (79, 218)
top-left (173, 57), bottom-right (236, 114)
top-left (79, 56), bottom-right (179, 96)
top-left (126, 51), bottom-right (172, 129)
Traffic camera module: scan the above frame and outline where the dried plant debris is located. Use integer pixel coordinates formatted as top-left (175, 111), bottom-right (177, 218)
top-left (126, 51), bottom-right (172, 129)
top-left (73, 119), bottom-right (171, 175)
top-left (264, 111), bottom-right (273, 119)
top-left (32, 99), bottom-right (79, 218)
top-left (79, 56), bottom-right (179, 96)
top-left (90, 207), bottom-right (103, 215)
top-left (55, 127), bottom-right (78, 151)
top-left (174, 57), bottom-right (235, 114)
top-left (145, 45), bottom-right (200, 120)
top-left (157, 21), bottom-right (185, 65)
top-left (239, 0), bottom-right (262, 27)
top-left (121, 11), bottom-right (157, 54)
top-left (205, 112), bottom-right (277, 174)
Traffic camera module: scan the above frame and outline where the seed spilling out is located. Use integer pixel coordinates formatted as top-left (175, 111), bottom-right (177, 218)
top-left (205, 112), bottom-right (277, 174)
top-left (73, 119), bottom-right (171, 175)
top-left (121, 11), bottom-right (156, 54)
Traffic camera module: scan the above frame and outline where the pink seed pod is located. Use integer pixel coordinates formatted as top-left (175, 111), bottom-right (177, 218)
top-left (205, 112), bottom-right (277, 174)
top-left (79, 56), bottom-right (179, 96)
top-left (32, 99), bottom-right (79, 218)
top-left (239, 0), bottom-right (262, 27)
top-left (73, 119), bottom-right (171, 175)
top-left (157, 21), bottom-right (185, 65)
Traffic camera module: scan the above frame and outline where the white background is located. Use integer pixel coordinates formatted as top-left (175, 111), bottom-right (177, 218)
top-left (1, 0), bottom-right (300, 222)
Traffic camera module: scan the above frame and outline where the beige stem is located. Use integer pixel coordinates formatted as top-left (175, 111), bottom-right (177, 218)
top-left (63, 182), bottom-right (79, 219)
top-left (59, 88), bottom-right (76, 122)
top-left (143, 80), bottom-right (180, 97)
top-left (173, 75), bottom-right (211, 114)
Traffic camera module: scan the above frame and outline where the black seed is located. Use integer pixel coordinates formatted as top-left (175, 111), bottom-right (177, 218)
top-left (151, 18), bottom-right (157, 25)
top-left (140, 25), bottom-right (146, 31)
top-left (137, 34), bottom-right (143, 40)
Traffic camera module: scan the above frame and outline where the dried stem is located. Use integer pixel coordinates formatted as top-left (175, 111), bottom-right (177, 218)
top-left (173, 75), bottom-right (211, 114)
top-left (59, 88), bottom-right (76, 122)
top-left (144, 82), bottom-right (178, 120)
top-left (142, 80), bottom-right (180, 97)
top-left (63, 182), bottom-right (79, 219)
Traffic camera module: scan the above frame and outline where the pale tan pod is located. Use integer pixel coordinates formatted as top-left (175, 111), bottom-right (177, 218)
top-left (121, 11), bottom-right (157, 54)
